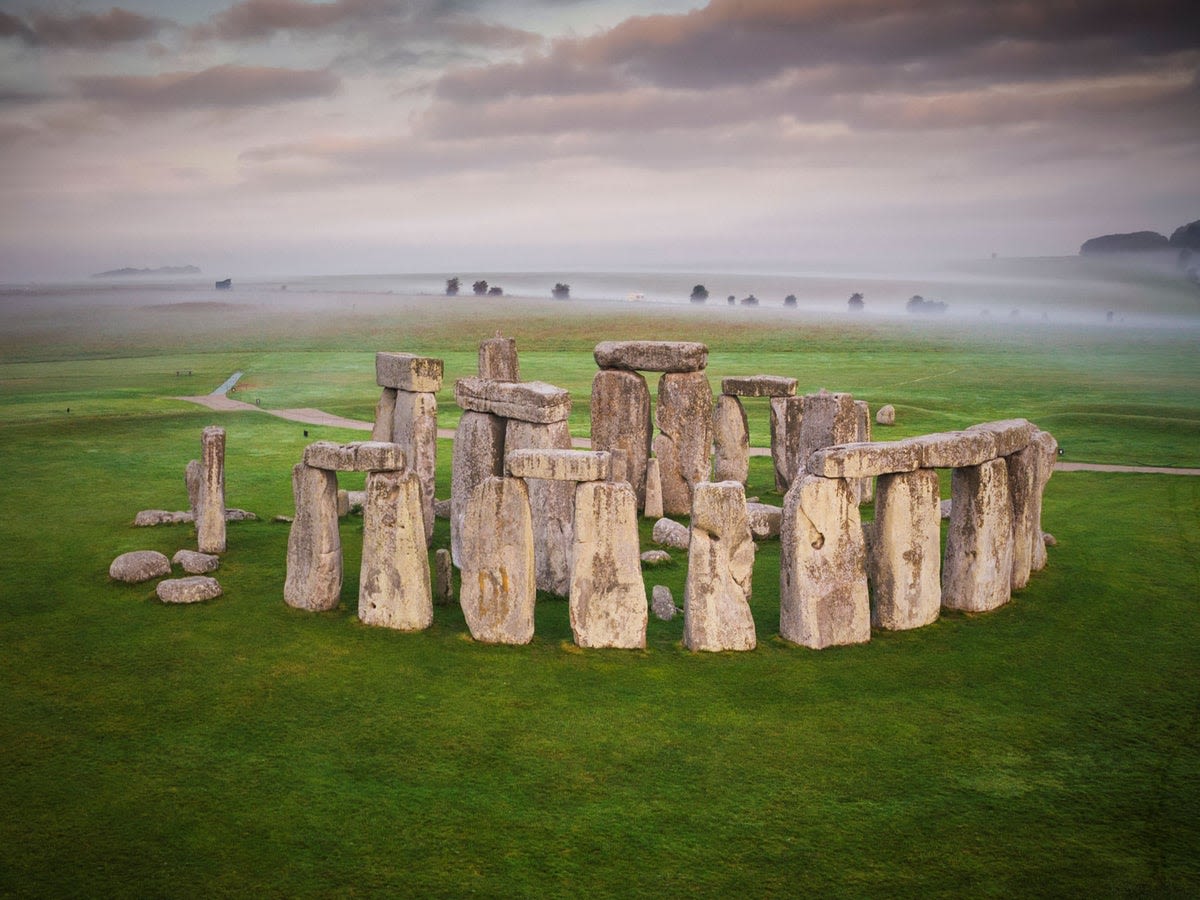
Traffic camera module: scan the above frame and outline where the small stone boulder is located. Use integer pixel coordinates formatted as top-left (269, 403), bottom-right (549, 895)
top-left (134, 510), bottom-right (193, 526)
top-left (109, 550), bottom-right (171, 584)
top-left (1043, 532), bottom-right (1057, 547)
top-left (651, 517), bottom-right (690, 550)
top-left (651, 585), bottom-right (679, 621)
top-left (640, 550), bottom-right (672, 566)
top-left (875, 404), bottom-right (896, 426)
top-left (172, 550), bottom-right (220, 575)
top-left (157, 576), bottom-right (222, 604)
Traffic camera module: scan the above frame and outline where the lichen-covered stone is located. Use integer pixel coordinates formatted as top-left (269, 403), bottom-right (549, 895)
top-left (746, 502), bottom-right (782, 540)
top-left (454, 377), bottom-right (570, 424)
top-left (796, 392), bottom-right (859, 481)
top-left (909, 430), bottom-right (998, 469)
top-left (1030, 430), bottom-right (1059, 572)
top-left (654, 371), bottom-right (713, 515)
top-left (185, 459), bottom-right (202, 520)
top-left (434, 548), bottom-right (453, 605)
top-left (780, 475), bottom-right (869, 649)
top-left (197, 426), bottom-right (226, 554)
top-left (640, 550), bottom-right (672, 566)
top-left (868, 469), bottom-right (940, 630)
top-left (109, 550), bottom-right (171, 584)
top-left (942, 458), bottom-right (1013, 612)
top-left (966, 419), bottom-right (1037, 458)
top-left (591, 369), bottom-right (652, 504)
top-left (157, 576), bottom-right (222, 604)
top-left (303, 441), bottom-right (405, 473)
top-left (854, 400), bottom-right (874, 504)
top-left (643, 458), bottom-right (664, 519)
top-left (375, 352), bottom-right (444, 393)
top-left (651, 517), bottom-right (690, 550)
top-left (284, 463), bottom-right (342, 611)
top-left (505, 449), bottom-right (612, 482)
top-left (372, 388), bottom-right (397, 442)
top-left (713, 394), bottom-right (750, 484)
top-left (876, 404), bottom-right (896, 426)
top-left (392, 390), bottom-right (438, 545)
top-left (1005, 443), bottom-right (1039, 591)
top-left (172, 549), bottom-right (220, 575)
top-left (450, 411), bottom-right (506, 568)
top-left (569, 481), bottom-right (647, 649)
top-left (720, 375), bottom-right (797, 398)
top-left (683, 482), bottom-right (756, 652)
top-left (770, 396), bottom-right (804, 492)
top-left (594, 340), bottom-right (708, 373)
top-left (651, 585), bottom-right (678, 620)
top-left (134, 510), bottom-right (193, 526)
top-left (505, 418), bottom-right (574, 596)
top-left (478, 335), bottom-right (520, 381)
top-left (460, 477), bottom-right (536, 644)
top-left (358, 470), bottom-right (433, 631)
top-left (808, 441), bottom-right (921, 479)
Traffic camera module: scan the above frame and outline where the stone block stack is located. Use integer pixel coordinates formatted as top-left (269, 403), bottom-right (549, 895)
top-left (716, 375), bottom-right (798, 487)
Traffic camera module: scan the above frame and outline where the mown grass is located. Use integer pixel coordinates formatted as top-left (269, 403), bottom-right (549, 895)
top-left (0, 286), bottom-right (1198, 896)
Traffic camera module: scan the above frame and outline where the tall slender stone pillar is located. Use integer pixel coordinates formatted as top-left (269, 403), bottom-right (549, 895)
top-left (392, 390), bottom-right (438, 546)
top-left (591, 369), bottom-right (652, 504)
top-left (197, 426), bottom-right (226, 554)
top-left (713, 394), bottom-right (750, 484)
top-left (654, 371), bottom-right (713, 516)
top-left (450, 411), bottom-right (506, 568)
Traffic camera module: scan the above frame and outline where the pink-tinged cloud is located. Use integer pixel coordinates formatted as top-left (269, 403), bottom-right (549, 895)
top-left (0, 7), bottom-right (166, 48)
top-left (76, 64), bottom-right (340, 111)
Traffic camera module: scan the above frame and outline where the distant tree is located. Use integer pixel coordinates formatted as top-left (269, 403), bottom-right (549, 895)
top-left (473, 280), bottom-right (489, 296)
top-left (552, 282), bottom-right (570, 300)
top-left (906, 294), bottom-right (947, 315)
top-left (783, 294), bottom-right (797, 307)
top-left (445, 277), bottom-right (460, 296)
top-left (727, 295), bottom-right (736, 305)
top-left (847, 292), bottom-right (864, 312)
top-left (690, 284), bottom-right (709, 303)
top-left (740, 294), bottom-right (759, 306)
top-left (488, 286), bottom-right (503, 296)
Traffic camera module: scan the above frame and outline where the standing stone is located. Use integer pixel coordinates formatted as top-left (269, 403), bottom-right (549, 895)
top-left (479, 334), bottom-right (520, 381)
top-left (797, 392), bottom-right (859, 480)
top-left (868, 468), bottom-right (941, 630)
top-left (197, 426), bottom-right (226, 554)
top-left (505, 418), bottom-right (574, 596)
top-left (460, 477), bottom-right (536, 644)
top-left (591, 369), bottom-right (652, 504)
top-left (713, 395), bottom-right (750, 484)
top-left (643, 458), bottom-right (664, 519)
top-left (337, 489), bottom-right (350, 518)
top-left (651, 585), bottom-right (678, 621)
top-left (1030, 430), bottom-right (1058, 572)
top-left (450, 411), bottom-right (506, 568)
top-left (770, 396), bottom-right (804, 492)
top-left (1006, 444), bottom-right (1039, 591)
top-left (780, 474), bottom-right (870, 648)
top-left (392, 390), bottom-right (438, 546)
top-left (434, 549), bottom-right (453, 605)
top-left (683, 481), bottom-right (756, 652)
top-left (284, 463), bottom-right (343, 611)
top-left (359, 470), bottom-right (433, 631)
top-left (942, 458), bottom-right (1013, 612)
top-left (570, 481), bottom-right (647, 649)
top-left (185, 459), bottom-right (202, 520)
top-left (854, 400), bottom-right (874, 505)
top-left (372, 388), bottom-right (397, 442)
top-left (654, 371), bottom-right (714, 516)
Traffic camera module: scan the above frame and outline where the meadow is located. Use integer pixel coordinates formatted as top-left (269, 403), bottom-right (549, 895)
top-left (1, 275), bottom-right (1198, 896)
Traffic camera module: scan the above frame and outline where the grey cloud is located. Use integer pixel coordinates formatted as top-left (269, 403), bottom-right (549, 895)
top-left (76, 64), bottom-right (340, 111)
top-left (1, 7), bottom-right (167, 48)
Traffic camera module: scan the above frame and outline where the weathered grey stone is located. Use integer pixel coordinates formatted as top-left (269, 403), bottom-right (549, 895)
top-left (654, 371), bottom-right (713, 515)
top-left (505, 449), bottom-right (611, 482)
top-left (643, 457), bottom-right (664, 519)
top-left (940, 499), bottom-right (953, 520)
top-left (770, 396), bottom-right (804, 492)
top-left (683, 481), bottom-right (756, 652)
top-left (1030, 430), bottom-right (1058, 571)
top-left (197, 426), bottom-right (226, 554)
top-left (651, 517), bottom-right (690, 550)
top-left (134, 510), bottom-right (192, 526)
top-left (746, 502), bottom-right (782, 540)
top-left (854, 400), bottom-right (874, 504)
top-left (966, 419), bottom-right (1037, 458)
top-left (478, 335), bottom-right (519, 381)
top-left (372, 388), bottom-right (397, 442)
top-left (594, 340), bottom-right (708, 373)
top-left (779, 475), bottom-right (870, 648)
top-left (868, 469), bottom-right (941, 630)
top-left (1043, 532), bottom-right (1057, 547)
top-left (303, 441), bottom-right (405, 473)
top-left (225, 508), bottom-right (257, 522)
top-left (347, 491), bottom-right (365, 513)
top-left (1005, 443), bottom-right (1039, 591)
top-left (109, 550), bottom-right (171, 583)
top-left (434, 498), bottom-right (451, 519)
top-left (795, 392), bottom-right (859, 482)
top-left (359, 470), bottom-right (433, 631)
top-left (909, 430), bottom-right (998, 469)
top-left (651, 585), bottom-right (678, 620)
top-left (185, 459), bottom-right (202, 520)
top-left (172, 549), bottom-right (219, 575)
top-left (713, 394), bottom-right (750, 484)
top-left (640, 550), bottom-right (672, 566)
top-left (375, 352), bottom-right (444, 393)
top-left (720, 375), bottom-right (797, 398)
top-left (570, 481), bottom-right (647, 649)
top-left (590, 369), bottom-right (652, 504)
top-left (284, 463), bottom-right (342, 611)
top-left (392, 390), bottom-right (438, 545)
top-left (274, 515), bottom-right (294, 524)
top-left (608, 449), bottom-right (629, 485)
top-left (506, 418), bottom-right (574, 596)
top-left (450, 411), bottom-right (505, 568)
top-left (434, 548), bottom-right (453, 605)
top-left (337, 489), bottom-right (351, 518)
top-left (455, 377), bottom-right (570, 424)
top-left (460, 476), bottom-right (536, 644)
top-left (875, 404), bottom-right (896, 426)
top-left (157, 576), bottom-right (221, 604)
top-left (942, 458), bottom-right (1013, 612)
top-left (808, 441), bottom-right (921, 479)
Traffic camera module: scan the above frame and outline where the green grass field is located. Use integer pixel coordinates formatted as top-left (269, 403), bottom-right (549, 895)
top-left (1, 282), bottom-right (1198, 896)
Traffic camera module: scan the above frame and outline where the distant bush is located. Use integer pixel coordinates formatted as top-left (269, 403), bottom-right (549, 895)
top-left (906, 294), bottom-right (947, 315)
top-left (740, 294), bottom-right (759, 306)
top-left (473, 280), bottom-right (489, 296)
top-left (690, 284), bottom-right (709, 302)
top-left (488, 286), bottom-right (503, 296)
top-left (552, 283), bottom-right (570, 300)
top-left (784, 294), bottom-right (797, 307)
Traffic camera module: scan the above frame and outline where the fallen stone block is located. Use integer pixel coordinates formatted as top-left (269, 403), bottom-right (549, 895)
top-left (875, 404), bottom-right (896, 425)
top-left (746, 502), bottom-right (782, 540)
top-left (505, 449), bottom-right (612, 482)
top-left (134, 510), bottom-right (193, 526)
top-left (594, 340), bottom-right (708, 373)
top-left (640, 550), bottom-right (672, 566)
top-left (652, 517), bottom-right (690, 550)
top-left (110, 550), bottom-right (171, 584)
top-left (454, 377), bottom-right (570, 424)
top-left (375, 351), bottom-right (444, 392)
top-left (173, 549), bottom-right (220, 575)
top-left (157, 576), bottom-right (222, 604)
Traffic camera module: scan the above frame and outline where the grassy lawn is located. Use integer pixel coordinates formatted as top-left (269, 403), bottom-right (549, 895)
top-left (1, 284), bottom-right (1198, 896)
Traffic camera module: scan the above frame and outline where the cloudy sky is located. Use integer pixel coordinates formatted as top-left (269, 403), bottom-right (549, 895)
top-left (1, 0), bottom-right (1198, 279)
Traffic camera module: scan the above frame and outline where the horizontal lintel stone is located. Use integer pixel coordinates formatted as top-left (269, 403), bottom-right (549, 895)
top-left (808, 441), bottom-right (921, 478)
top-left (303, 441), bottom-right (406, 472)
top-left (966, 419), bottom-right (1037, 458)
top-left (720, 375), bottom-right (798, 398)
top-left (593, 340), bottom-right (708, 373)
top-left (454, 377), bottom-right (571, 423)
top-left (909, 430), bottom-right (999, 469)
top-left (505, 449), bottom-right (612, 482)
top-left (375, 352), bottom-right (444, 392)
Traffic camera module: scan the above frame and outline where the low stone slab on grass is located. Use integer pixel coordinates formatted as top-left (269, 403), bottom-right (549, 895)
top-left (134, 510), bottom-right (193, 526)
top-left (109, 550), bottom-right (171, 583)
top-left (172, 549), bottom-right (219, 574)
top-left (157, 576), bottom-right (222, 604)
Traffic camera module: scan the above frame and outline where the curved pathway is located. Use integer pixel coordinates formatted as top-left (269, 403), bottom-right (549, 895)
top-left (179, 379), bottom-right (1200, 476)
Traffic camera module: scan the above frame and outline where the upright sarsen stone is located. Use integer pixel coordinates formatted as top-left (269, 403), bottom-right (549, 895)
top-left (460, 477), bottom-right (536, 644)
top-left (942, 458), bottom-right (1013, 612)
top-left (185, 459), bottom-right (202, 520)
top-left (450, 411), bottom-right (505, 568)
top-left (359, 470), bottom-right (433, 631)
top-left (1005, 443), bottom-right (1039, 590)
top-left (780, 474), bottom-right (869, 648)
top-left (478, 334), bottom-right (520, 381)
top-left (1030, 430), bottom-right (1058, 572)
top-left (591, 369), bottom-right (652, 504)
top-left (683, 481), bottom-right (756, 652)
top-left (570, 481), bottom-right (647, 649)
top-left (713, 394), bottom-right (750, 484)
top-left (392, 390), bottom-right (438, 546)
top-left (505, 418), bottom-right (574, 596)
top-left (197, 426), bottom-right (226, 554)
top-left (643, 458), bottom-right (664, 519)
top-left (868, 468), bottom-right (941, 630)
top-left (372, 388), bottom-right (397, 442)
top-left (796, 392), bottom-right (859, 480)
top-left (654, 371), bottom-right (713, 516)
top-left (770, 396), bottom-right (803, 492)
top-left (284, 463), bottom-right (342, 611)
